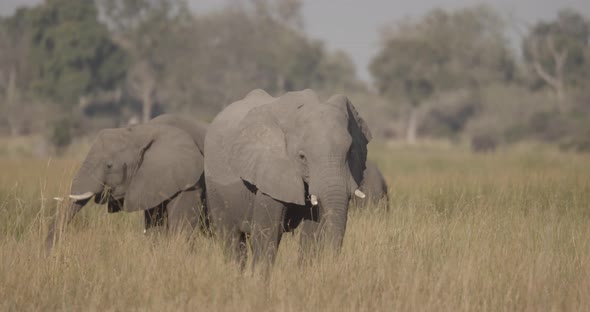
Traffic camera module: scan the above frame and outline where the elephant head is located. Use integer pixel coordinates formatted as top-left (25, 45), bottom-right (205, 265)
top-left (47, 123), bottom-right (203, 250)
top-left (70, 124), bottom-right (202, 209)
top-left (229, 90), bottom-right (372, 248)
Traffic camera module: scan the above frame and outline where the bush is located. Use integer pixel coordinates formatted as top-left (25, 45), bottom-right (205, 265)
top-left (49, 118), bottom-right (72, 155)
top-left (419, 90), bottom-right (478, 140)
top-left (471, 133), bottom-right (498, 153)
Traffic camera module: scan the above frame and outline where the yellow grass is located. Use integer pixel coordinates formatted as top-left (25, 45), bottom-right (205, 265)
top-left (1, 141), bottom-right (589, 311)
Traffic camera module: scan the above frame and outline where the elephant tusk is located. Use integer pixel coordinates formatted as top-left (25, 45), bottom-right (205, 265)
top-left (53, 197), bottom-right (64, 202)
top-left (310, 194), bottom-right (318, 206)
top-left (69, 192), bottom-right (95, 201)
top-left (354, 189), bottom-right (366, 199)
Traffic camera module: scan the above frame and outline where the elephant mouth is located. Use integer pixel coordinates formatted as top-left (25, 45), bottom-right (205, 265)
top-left (94, 186), bottom-right (124, 204)
top-left (304, 180), bottom-right (365, 208)
top-left (110, 189), bottom-right (125, 199)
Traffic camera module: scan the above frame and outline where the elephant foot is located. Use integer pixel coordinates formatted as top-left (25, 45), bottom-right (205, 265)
top-left (222, 231), bottom-right (247, 271)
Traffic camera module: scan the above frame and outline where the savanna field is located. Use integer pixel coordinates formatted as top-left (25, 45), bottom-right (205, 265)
top-left (1, 140), bottom-right (589, 311)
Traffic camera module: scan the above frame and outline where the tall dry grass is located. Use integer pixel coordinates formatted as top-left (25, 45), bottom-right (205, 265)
top-left (1, 142), bottom-right (589, 311)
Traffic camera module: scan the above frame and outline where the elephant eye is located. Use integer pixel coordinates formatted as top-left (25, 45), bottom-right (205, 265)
top-left (298, 151), bottom-right (306, 162)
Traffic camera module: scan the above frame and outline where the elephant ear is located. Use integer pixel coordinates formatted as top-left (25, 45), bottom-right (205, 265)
top-left (326, 95), bottom-right (372, 188)
top-left (229, 106), bottom-right (305, 205)
top-left (124, 125), bottom-right (202, 212)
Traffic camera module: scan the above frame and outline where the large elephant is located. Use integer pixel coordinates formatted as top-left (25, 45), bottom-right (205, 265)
top-left (353, 160), bottom-right (389, 208)
top-left (204, 89), bottom-right (372, 269)
top-left (46, 114), bottom-right (208, 251)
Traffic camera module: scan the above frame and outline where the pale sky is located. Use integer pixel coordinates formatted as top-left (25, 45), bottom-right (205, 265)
top-left (2, 0), bottom-right (589, 82)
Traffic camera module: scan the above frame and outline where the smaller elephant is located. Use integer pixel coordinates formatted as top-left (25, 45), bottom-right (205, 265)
top-left (46, 114), bottom-right (208, 251)
top-left (354, 160), bottom-right (389, 208)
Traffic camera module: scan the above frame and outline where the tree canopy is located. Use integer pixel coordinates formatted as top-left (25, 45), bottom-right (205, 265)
top-left (27, 0), bottom-right (128, 108)
top-left (0, 1), bottom-right (589, 153)
top-left (522, 10), bottom-right (590, 104)
top-left (371, 5), bottom-right (515, 105)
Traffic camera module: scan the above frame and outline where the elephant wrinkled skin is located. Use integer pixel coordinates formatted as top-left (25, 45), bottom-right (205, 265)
top-left (204, 89), bottom-right (371, 270)
top-left (45, 114), bottom-right (208, 251)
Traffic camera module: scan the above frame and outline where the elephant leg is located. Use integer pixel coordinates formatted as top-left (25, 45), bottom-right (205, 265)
top-left (230, 231), bottom-right (248, 271)
top-left (144, 205), bottom-right (167, 234)
top-left (196, 185), bottom-right (210, 235)
top-left (298, 220), bottom-right (320, 265)
top-left (166, 188), bottom-right (201, 236)
top-left (250, 191), bottom-right (285, 272)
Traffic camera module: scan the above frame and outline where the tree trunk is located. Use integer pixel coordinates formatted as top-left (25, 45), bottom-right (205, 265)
top-left (554, 57), bottom-right (566, 111)
top-left (277, 74), bottom-right (285, 93)
top-left (6, 67), bottom-right (19, 136)
top-left (406, 106), bottom-right (418, 144)
top-left (530, 35), bottom-right (568, 112)
top-left (555, 81), bottom-right (565, 110)
top-left (142, 86), bottom-right (153, 123)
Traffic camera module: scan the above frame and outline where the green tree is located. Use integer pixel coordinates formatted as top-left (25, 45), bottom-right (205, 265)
top-left (522, 10), bottom-right (590, 109)
top-left (315, 50), bottom-right (366, 93)
top-left (27, 0), bottom-right (128, 110)
top-left (0, 8), bottom-right (32, 135)
top-left (370, 5), bottom-right (514, 143)
top-left (232, 0), bottom-right (363, 94)
top-left (170, 1), bottom-right (362, 112)
top-left (98, 0), bottom-right (190, 122)
top-left (96, 0), bottom-right (362, 119)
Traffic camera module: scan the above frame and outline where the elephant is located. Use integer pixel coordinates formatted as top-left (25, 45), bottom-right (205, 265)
top-left (45, 114), bottom-right (208, 251)
top-left (352, 160), bottom-right (389, 208)
top-left (204, 89), bottom-right (372, 270)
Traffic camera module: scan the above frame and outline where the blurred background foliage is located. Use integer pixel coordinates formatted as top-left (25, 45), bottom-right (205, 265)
top-left (0, 0), bottom-right (589, 154)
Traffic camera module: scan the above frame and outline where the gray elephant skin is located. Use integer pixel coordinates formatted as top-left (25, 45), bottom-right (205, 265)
top-left (46, 114), bottom-right (208, 250)
top-left (354, 160), bottom-right (389, 208)
top-left (204, 89), bottom-right (372, 269)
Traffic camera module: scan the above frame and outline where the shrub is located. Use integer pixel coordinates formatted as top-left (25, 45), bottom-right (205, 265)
top-left (49, 118), bottom-right (72, 155)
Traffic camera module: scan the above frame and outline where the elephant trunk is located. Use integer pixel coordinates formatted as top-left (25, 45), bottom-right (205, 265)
top-left (45, 199), bottom-right (89, 252)
top-left (46, 158), bottom-right (103, 253)
top-left (310, 164), bottom-right (351, 250)
top-left (70, 158), bottom-right (104, 197)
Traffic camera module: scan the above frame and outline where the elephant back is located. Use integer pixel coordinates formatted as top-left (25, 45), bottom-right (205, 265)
top-left (149, 114), bottom-right (208, 155)
top-left (205, 89), bottom-right (275, 185)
